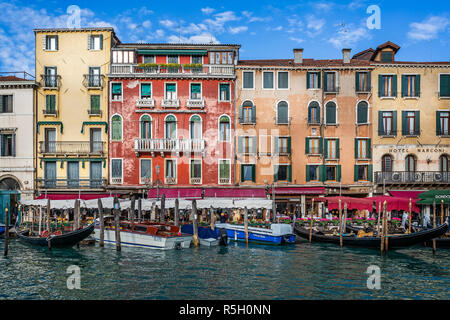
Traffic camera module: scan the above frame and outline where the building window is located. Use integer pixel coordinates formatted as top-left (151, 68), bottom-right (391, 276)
top-left (88, 67), bottom-right (101, 87)
top-left (88, 35), bottom-right (103, 50)
top-left (190, 83), bottom-right (202, 100)
top-left (241, 164), bottom-right (255, 182)
top-left (209, 52), bottom-right (215, 64)
top-left (0, 95), bottom-right (13, 113)
top-left (263, 71), bottom-right (274, 89)
top-left (0, 133), bottom-right (15, 157)
top-left (306, 165), bottom-right (319, 182)
top-left (379, 75), bottom-right (397, 97)
top-left (357, 101), bottom-right (368, 124)
top-left (141, 83), bottom-right (152, 99)
top-left (44, 67), bottom-right (57, 87)
top-left (219, 116), bottom-right (230, 141)
top-left (382, 155), bottom-right (392, 172)
top-left (190, 159), bottom-right (202, 182)
top-left (278, 71), bottom-right (289, 89)
top-left (140, 159), bottom-right (152, 184)
top-left (378, 111), bottom-right (396, 136)
top-left (90, 128), bottom-right (102, 153)
top-left (44, 161), bottom-right (57, 187)
top-left (143, 55), bottom-right (155, 63)
top-left (405, 155), bottom-right (416, 172)
top-left (111, 83), bottom-right (122, 101)
top-left (357, 165), bottom-right (369, 181)
top-left (243, 71), bottom-right (254, 89)
top-left (90, 161), bottom-right (103, 188)
top-left (219, 83), bottom-right (230, 101)
top-left (381, 51), bottom-right (393, 62)
top-left (306, 137), bottom-right (321, 155)
top-left (191, 55), bottom-right (202, 64)
top-left (402, 75), bottom-right (420, 97)
top-left (307, 72), bottom-right (320, 89)
top-left (67, 161), bottom-right (80, 187)
top-left (324, 72), bottom-right (337, 92)
top-left (165, 115), bottom-right (177, 139)
top-left (437, 111), bottom-right (450, 136)
top-left (140, 115), bottom-right (152, 139)
top-left (45, 95), bottom-right (56, 114)
top-left (325, 139), bottom-right (339, 159)
top-left (190, 115), bottom-right (202, 140)
top-left (439, 155), bottom-right (450, 172)
top-left (308, 101), bottom-right (320, 124)
top-left (111, 159), bottom-right (123, 183)
top-left (111, 115), bottom-right (122, 141)
top-left (326, 166), bottom-right (337, 181)
top-left (356, 138), bottom-right (371, 159)
top-left (90, 95), bottom-right (100, 115)
top-left (44, 128), bottom-right (56, 153)
top-left (402, 111), bottom-right (420, 136)
top-left (356, 72), bottom-right (370, 92)
top-left (45, 35), bottom-right (58, 51)
top-left (276, 137), bottom-right (291, 154)
top-left (165, 159), bottom-right (177, 182)
top-left (439, 74), bottom-right (450, 98)
top-left (325, 101), bottom-right (337, 125)
top-left (274, 164), bottom-right (291, 182)
top-left (238, 136), bottom-right (256, 154)
top-left (227, 52), bottom-right (233, 64)
top-left (165, 83), bottom-right (177, 100)
top-left (219, 159), bottom-right (231, 184)
top-left (240, 101), bottom-right (255, 124)
top-left (277, 101), bottom-right (289, 124)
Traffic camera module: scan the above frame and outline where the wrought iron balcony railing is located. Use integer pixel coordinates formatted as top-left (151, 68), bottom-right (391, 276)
top-left (375, 171), bottom-right (450, 184)
top-left (134, 138), bottom-right (205, 153)
top-left (186, 99), bottom-right (205, 109)
top-left (40, 74), bottom-right (61, 89)
top-left (109, 64), bottom-right (235, 76)
top-left (39, 141), bottom-right (105, 155)
top-left (37, 178), bottom-right (106, 189)
top-left (190, 177), bottom-right (202, 185)
top-left (82, 74), bottom-right (105, 89)
top-left (161, 99), bottom-right (180, 108)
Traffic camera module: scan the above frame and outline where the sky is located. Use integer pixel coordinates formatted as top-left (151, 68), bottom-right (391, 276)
top-left (0, 0), bottom-right (449, 74)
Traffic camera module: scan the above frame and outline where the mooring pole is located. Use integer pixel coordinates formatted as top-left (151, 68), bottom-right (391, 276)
top-left (192, 199), bottom-right (199, 247)
top-left (4, 208), bottom-right (9, 256)
top-left (210, 206), bottom-right (215, 231)
top-left (384, 201), bottom-right (389, 253)
top-left (137, 198), bottom-right (142, 222)
top-left (114, 196), bottom-right (121, 251)
top-left (244, 207), bottom-right (249, 244)
top-left (433, 201), bottom-right (437, 254)
top-left (46, 199), bottom-right (51, 250)
top-left (130, 196), bottom-right (135, 224)
top-left (174, 198), bottom-right (179, 227)
top-left (339, 199), bottom-right (343, 247)
top-left (441, 200), bottom-right (444, 226)
top-left (408, 198), bottom-right (412, 234)
top-left (309, 200), bottom-right (314, 243)
top-left (376, 201), bottom-right (381, 235)
top-left (98, 198), bottom-right (104, 247)
top-left (160, 194), bottom-right (166, 223)
top-left (380, 201), bottom-right (386, 254)
top-left (38, 206), bottom-right (42, 237)
top-left (343, 202), bottom-right (348, 234)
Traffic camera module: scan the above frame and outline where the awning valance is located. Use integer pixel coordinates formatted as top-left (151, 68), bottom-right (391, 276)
top-left (270, 187), bottom-right (325, 195)
top-left (138, 49), bottom-right (207, 55)
top-left (314, 196), bottom-right (373, 211)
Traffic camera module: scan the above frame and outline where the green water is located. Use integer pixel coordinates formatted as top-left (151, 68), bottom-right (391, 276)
top-left (0, 238), bottom-right (449, 299)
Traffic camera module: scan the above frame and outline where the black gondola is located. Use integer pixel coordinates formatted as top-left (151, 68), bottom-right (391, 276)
top-left (294, 222), bottom-right (448, 249)
top-left (15, 222), bottom-right (95, 248)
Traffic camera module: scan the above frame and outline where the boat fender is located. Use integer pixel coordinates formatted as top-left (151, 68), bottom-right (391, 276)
top-left (41, 230), bottom-right (48, 238)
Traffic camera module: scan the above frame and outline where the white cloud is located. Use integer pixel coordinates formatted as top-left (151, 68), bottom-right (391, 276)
top-left (407, 16), bottom-right (450, 41)
top-left (167, 33), bottom-right (219, 44)
top-left (241, 11), bottom-right (270, 23)
top-left (201, 7), bottom-right (215, 15)
top-left (289, 37), bottom-right (305, 44)
top-left (287, 16), bottom-right (303, 33)
top-left (229, 26), bottom-right (248, 34)
top-left (311, 2), bottom-right (333, 11)
top-left (159, 19), bottom-right (178, 29)
top-left (328, 24), bottom-right (370, 48)
top-left (306, 15), bottom-right (325, 37)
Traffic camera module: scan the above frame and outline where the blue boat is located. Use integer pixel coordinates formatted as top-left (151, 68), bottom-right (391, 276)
top-left (213, 223), bottom-right (295, 245)
top-left (0, 223), bottom-right (12, 236)
top-left (181, 224), bottom-right (228, 246)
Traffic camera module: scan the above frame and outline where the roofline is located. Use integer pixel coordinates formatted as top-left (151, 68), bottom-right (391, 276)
top-left (34, 27), bottom-right (115, 33)
top-left (116, 43), bottom-right (241, 48)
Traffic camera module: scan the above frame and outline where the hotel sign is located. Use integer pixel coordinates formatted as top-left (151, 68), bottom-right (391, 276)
top-left (388, 147), bottom-right (448, 153)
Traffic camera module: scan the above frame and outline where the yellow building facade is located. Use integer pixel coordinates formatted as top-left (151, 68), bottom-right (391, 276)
top-left (34, 28), bottom-right (119, 196)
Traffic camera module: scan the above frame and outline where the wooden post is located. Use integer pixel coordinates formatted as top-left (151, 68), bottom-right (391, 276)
top-left (433, 201), bottom-right (437, 254)
top-left (130, 196), bottom-right (135, 224)
top-left (160, 194), bottom-right (166, 223)
top-left (244, 207), bottom-right (249, 244)
top-left (343, 202), bottom-right (348, 234)
top-left (192, 200), bottom-right (199, 247)
top-left (408, 198), bottom-right (412, 234)
top-left (339, 199), bottom-right (343, 247)
top-left (309, 201), bottom-right (314, 243)
top-left (113, 196), bottom-right (121, 251)
top-left (376, 201), bottom-right (381, 235)
top-left (31, 207), bottom-right (34, 235)
top-left (98, 198), bottom-right (104, 247)
top-left (174, 198), bottom-right (179, 227)
top-left (210, 206), bottom-right (215, 231)
top-left (441, 200), bottom-right (444, 226)
top-left (73, 199), bottom-right (79, 231)
top-left (384, 201), bottom-right (389, 253)
top-left (138, 198), bottom-right (142, 222)
top-left (272, 198), bottom-right (276, 223)
top-left (46, 199), bottom-right (51, 250)
top-left (380, 201), bottom-right (386, 254)
top-left (151, 203), bottom-right (156, 221)
top-left (4, 208), bottom-right (9, 256)
top-left (38, 206), bottom-right (42, 237)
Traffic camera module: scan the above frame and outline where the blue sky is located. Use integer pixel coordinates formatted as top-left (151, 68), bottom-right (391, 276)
top-left (0, 0), bottom-right (449, 74)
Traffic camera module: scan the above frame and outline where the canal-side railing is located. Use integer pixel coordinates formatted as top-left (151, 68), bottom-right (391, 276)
top-left (375, 171), bottom-right (450, 184)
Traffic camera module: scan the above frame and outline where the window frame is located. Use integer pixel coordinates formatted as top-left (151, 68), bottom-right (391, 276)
top-left (262, 71), bottom-right (275, 90)
top-left (439, 73), bottom-right (450, 99)
top-left (218, 82), bottom-right (231, 102)
top-left (276, 100), bottom-right (289, 125)
top-left (325, 101), bottom-right (338, 125)
top-left (218, 114), bottom-right (231, 142)
top-left (277, 71), bottom-right (290, 90)
top-left (242, 70), bottom-right (255, 90)
top-left (110, 81), bottom-right (123, 102)
top-left (189, 82), bottom-right (202, 100)
top-left (218, 159), bottom-right (231, 184)
top-left (0, 94), bottom-right (13, 114)
top-left (110, 158), bottom-right (123, 184)
top-left (189, 158), bottom-right (202, 183)
top-left (164, 158), bottom-right (177, 183)
top-left (140, 82), bottom-right (152, 99)
top-left (164, 82), bottom-right (178, 100)
top-left (110, 114), bottom-right (123, 142)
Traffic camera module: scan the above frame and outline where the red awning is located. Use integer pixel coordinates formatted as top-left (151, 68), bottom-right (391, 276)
top-left (204, 188), bottom-right (266, 198)
top-left (147, 188), bottom-right (202, 199)
top-left (314, 196), bottom-right (374, 211)
top-left (388, 190), bottom-right (425, 199)
top-left (35, 193), bottom-right (111, 200)
top-left (366, 196), bottom-right (420, 212)
top-left (269, 187), bottom-right (325, 195)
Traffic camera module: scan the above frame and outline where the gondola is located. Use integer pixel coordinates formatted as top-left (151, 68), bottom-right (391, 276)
top-left (15, 222), bottom-right (95, 248)
top-left (294, 222), bottom-right (448, 249)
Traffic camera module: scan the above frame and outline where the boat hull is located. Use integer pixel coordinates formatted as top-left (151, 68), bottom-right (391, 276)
top-left (214, 223), bottom-right (295, 245)
top-left (93, 228), bottom-right (193, 250)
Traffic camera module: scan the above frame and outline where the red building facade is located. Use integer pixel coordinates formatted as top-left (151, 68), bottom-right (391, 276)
top-left (108, 44), bottom-right (240, 194)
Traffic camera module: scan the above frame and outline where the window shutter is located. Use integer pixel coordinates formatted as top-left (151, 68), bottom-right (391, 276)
top-left (354, 165), bottom-right (359, 182)
top-left (319, 137), bottom-right (323, 155)
top-left (337, 165), bottom-right (341, 182)
top-left (323, 72), bottom-right (328, 92)
top-left (287, 137), bottom-right (291, 154)
top-left (355, 139), bottom-right (358, 159)
top-left (274, 137), bottom-right (279, 155)
top-left (378, 75), bottom-right (383, 97)
top-left (368, 165), bottom-right (373, 182)
top-left (305, 138), bottom-right (309, 154)
top-left (367, 139), bottom-right (371, 159)
top-left (392, 75), bottom-right (397, 97)
top-left (251, 104), bottom-right (256, 123)
top-left (436, 111), bottom-right (441, 135)
top-left (319, 165), bottom-right (324, 182)
top-left (12, 134), bottom-right (16, 157)
top-left (415, 111), bottom-right (420, 135)
top-left (368, 71), bottom-right (372, 92)
top-left (306, 72), bottom-right (311, 89)
top-left (336, 139), bottom-right (340, 159)
top-left (0, 134), bottom-right (4, 156)
top-left (306, 165), bottom-right (311, 182)
top-left (252, 136), bottom-right (257, 154)
top-left (308, 105), bottom-right (312, 123)
top-left (355, 72), bottom-right (360, 92)
top-left (288, 165), bottom-right (292, 182)
top-left (237, 136), bottom-right (243, 153)
top-left (318, 72), bottom-right (321, 89)
top-left (415, 75), bottom-right (420, 97)
top-left (393, 111), bottom-right (397, 135)
top-left (99, 34), bottom-right (103, 50)
top-left (88, 34), bottom-right (92, 50)
top-left (440, 75), bottom-right (450, 97)
top-left (252, 165), bottom-right (256, 182)
top-left (273, 165), bottom-right (278, 182)
top-left (55, 35), bottom-right (58, 50)
top-left (378, 111), bottom-right (383, 135)
top-left (401, 75), bottom-right (407, 97)
top-left (239, 105), bottom-right (243, 123)
top-left (240, 165), bottom-right (244, 183)
top-left (324, 139), bottom-right (328, 159)
top-left (401, 111), bottom-right (407, 135)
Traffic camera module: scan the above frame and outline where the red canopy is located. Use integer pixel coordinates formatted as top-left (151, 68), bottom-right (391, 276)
top-left (204, 188), bottom-right (266, 198)
top-left (366, 196), bottom-right (419, 212)
top-left (35, 193), bottom-right (111, 200)
top-left (147, 188), bottom-right (202, 199)
top-left (388, 190), bottom-right (425, 199)
top-left (313, 196), bottom-right (374, 211)
top-left (269, 187), bottom-right (325, 195)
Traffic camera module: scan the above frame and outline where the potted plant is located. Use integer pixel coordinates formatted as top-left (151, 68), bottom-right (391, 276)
top-left (137, 63), bottom-right (158, 73)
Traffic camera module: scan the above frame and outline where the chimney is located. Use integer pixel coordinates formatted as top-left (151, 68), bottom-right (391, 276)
top-left (293, 48), bottom-right (303, 64)
top-left (342, 48), bottom-right (351, 64)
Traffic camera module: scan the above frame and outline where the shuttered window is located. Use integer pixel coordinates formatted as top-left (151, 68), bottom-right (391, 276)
top-left (263, 71), bottom-right (274, 89)
top-left (378, 111), bottom-right (397, 136)
top-left (219, 83), bottom-right (230, 101)
top-left (357, 101), bottom-right (368, 124)
top-left (307, 72), bottom-right (320, 89)
top-left (0, 133), bottom-right (15, 157)
top-left (325, 102), bottom-right (337, 124)
top-left (111, 159), bottom-right (122, 179)
top-left (378, 75), bottom-right (397, 97)
top-left (278, 71), bottom-right (289, 89)
top-left (190, 159), bottom-right (202, 179)
top-left (243, 71), bottom-right (254, 89)
top-left (46, 95), bottom-right (56, 113)
top-left (440, 75), bottom-right (450, 98)
top-left (0, 95), bottom-right (13, 113)
top-left (111, 83), bottom-right (122, 101)
top-left (241, 164), bottom-right (255, 182)
top-left (402, 111), bottom-right (420, 136)
top-left (90, 95), bottom-right (100, 112)
top-left (219, 160), bottom-right (230, 180)
top-left (190, 83), bottom-right (201, 100)
top-left (141, 83), bottom-right (152, 98)
top-left (308, 101), bottom-right (320, 124)
top-left (111, 115), bottom-right (122, 141)
top-left (274, 164), bottom-right (291, 182)
top-left (437, 111), bottom-right (450, 136)
top-left (219, 116), bottom-right (230, 141)
top-left (355, 72), bottom-right (370, 92)
top-left (402, 75), bottom-right (420, 97)
top-left (277, 101), bottom-right (289, 124)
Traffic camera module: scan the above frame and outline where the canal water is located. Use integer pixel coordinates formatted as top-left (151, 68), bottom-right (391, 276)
top-left (0, 238), bottom-right (449, 300)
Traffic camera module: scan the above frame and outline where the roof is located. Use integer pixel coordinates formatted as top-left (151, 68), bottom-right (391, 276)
top-left (352, 48), bottom-right (375, 60)
top-left (116, 43), bottom-right (241, 50)
top-left (376, 41), bottom-right (400, 52)
top-left (34, 27), bottom-right (115, 33)
top-left (0, 76), bottom-right (27, 81)
top-left (238, 58), bottom-right (371, 68)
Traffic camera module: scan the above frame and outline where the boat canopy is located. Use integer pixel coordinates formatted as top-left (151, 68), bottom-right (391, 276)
top-left (313, 196), bottom-right (373, 211)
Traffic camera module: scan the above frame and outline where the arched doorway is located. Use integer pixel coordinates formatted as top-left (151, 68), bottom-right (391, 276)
top-left (0, 176), bottom-right (21, 224)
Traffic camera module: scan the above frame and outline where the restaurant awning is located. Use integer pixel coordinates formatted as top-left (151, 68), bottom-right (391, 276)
top-left (269, 187), bottom-right (325, 195)
top-left (388, 190), bottom-right (425, 199)
top-left (203, 188), bottom-right (266, 198)
top-left (366, 196), bottom-right (420, 212)
top-left (35, 193), bottom-right (111, 200)
top-left (313, 196), bottom-right (373, 211)
top-left (137, 49), bottom-right (207, 55)
top-left (147, 188), bottom-right (202, 199)
top-left (417, 190), bottom-right (450, 205)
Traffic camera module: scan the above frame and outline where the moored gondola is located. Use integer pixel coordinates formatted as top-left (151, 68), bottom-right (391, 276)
top-left (294, 222), bottom-right (448, 249)
top-left (15, 222), bottom-right (95, 248)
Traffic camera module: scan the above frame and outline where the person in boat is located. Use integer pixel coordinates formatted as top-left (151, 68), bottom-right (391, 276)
top-left (401, 211), bottom-right (409, 229)
top-left (220, 212), bottom-right (226, 223)
top-left (423, 211), bottom-right (431, 228)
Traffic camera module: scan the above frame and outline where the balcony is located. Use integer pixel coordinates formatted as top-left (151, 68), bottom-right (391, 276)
top-left (110, 177), bottom-right (122, 185)
top-left (190, 177), bottom-right (202, 185)
top-left (436, 129), bottom-right (450, 137)
top-left (219, 178), bottom-right (231, 184)
top-left (36, 178), bottom-right (106, 189)
top-left (186, 99), bottom-right (205, 109)
top-left (88, 109), bottom-right (102, 117)
top-left (43, 109), bottom-right (57, 116)
top-left (375, 171), bottom-right (450, 185)
top-left (134, 138), bottom-right (205, 154)
top-left (82, 74), bottom-right (104, 89)
top-left (136, 98), bottom-right (155, 108)
top-left (162, 99), bottom-right (180, 108)
top-left (109, 64), bottom-right (235, 77)
top-left (166, 177), bottom-right (177, 185)
top-left (39, 141), bottom-right (105, 155)
top-left (40, 75), bottom-right (61, 89)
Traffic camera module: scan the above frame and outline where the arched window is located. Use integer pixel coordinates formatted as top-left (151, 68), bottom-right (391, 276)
top-left (308, 101), bottom-right (320, 124)
top-left (140, 115), bottom-right (152, 139)
top-left (439, 155), bottom-right (450, 172)
top-left (219, 115), bottom-right (230, 141)
top-left (357, 101), bottom-right (368, 124)
top-left (165, 115), bottom-right (177, 139)
top-left (190, 115), bottom-right (202, 140)
top-left (325, 101), bottom-right (337, 125)
top-left (240, 100), bottom-right (255, 124)
top-left (405, 155), bottom-right (416, 172)
top-left (0, 177), bottom-right (20, 190)
top-left (111, 115), bottom-right (122, 141)
top-left (382, 154), bottom-right (392, 172)
top-left (277, 101), bottom-right (289, 124)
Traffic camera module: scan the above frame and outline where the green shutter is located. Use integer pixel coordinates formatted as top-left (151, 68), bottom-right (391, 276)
top-left (378, 111), bottom-right (383, 135)
top-left (191, 83), bottom-right (201, 93)
top-left (91, 95), bottom-right (100, 111)
top-left (415, 75), bottom-right (420, 97)
top-left (354, 165), bottom-right (359, 182)
top-left (324, 139), bottom-right (328, 159)
top-left (437, 111), bottom-right (441, 135)
top-left (251, 105), bottom-right (256, 123)
top-left (337, 165), bottom-right (341, 182)
top-left (378, 75), bottom-right (383, 97)
top-left (287, 137), bottom-right (291, 154)
top-left (275, 137), bottom-right (279, 155)
top-left (240, 165), bottom-right (244, 183)
top-left (273, 165), bottom-right (279, 182)
top-left (166, 84), bottom-right (176, 92)
top-left (306, 165), bottom-right (310, 182)
top-left (393, 111), bottom-right (397, 135)
top-left (440, 75), bottom-right (450, 97)
top-left (402, 111), bottom-right (407, 135)
top-left (367, 139), bottom-right (371, 159)
top-left (415, 111), bottom-right (420, 135)
top-left (318, 72), bottom-right (321, 89)
top-left (392, 75), bottom-right (397, 97)
top-left (336, 139), bottom-right (340, 159)
top-left (252, 136), bottom-right (257, 154)
top-left (319, 165), bottom-right (324, 182)
top-left (355, 72), bottom-right (360, 92)
top-left (368, 165), bottom-right (373, 182)
top-left (111, 116), bottom-right (122, 140)
top-left (305, 137), bottom-right (309, 154)
top-left (355, 139), bottom-right (358, 159)
top-left (401, 75), bottom-right (407, 97)
top-left (323, 72), bottom-right (328, 92)
top-left (112, 83), bottom-right (122, 94)
top-left (288, 165), bottom-right (292, 182)
top-left (368, 71), bottom-right (372, 92)
top-left (319, 137), bottom-right (323, 155)
top-left (237, 136), bottom-right (243, 153)
top-left (252, 165), bottom-right (256, 182)
top-left (99, 34), bottom-right (103, 50)
top-left (306, 72), bottom-right (311, 89)
top-left (141, 84), bottom-right (151, 97)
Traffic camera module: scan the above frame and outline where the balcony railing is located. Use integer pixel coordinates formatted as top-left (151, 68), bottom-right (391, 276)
top-left (37, 178), bottom-right (106, 189)
top-left (375, 171), bottom-right (450, 184)
top-left (39, 141), bottom-right (105, 155)
top-left (190, 177), bottom-right (202, 185)
top-left (219, 178), bottom-right (231, 184)
top-left (166, 177), bottom-right (177, 185)
top-left (162, 99), bottom-right (180, 108)
top-left (43, 109), bottom-right (57, 116)
top-left (402, 130), bottom-right (420, 137)
top-left (134, 139), bottom-right (205, 153)
top-left (186, 99), bottom-right (205, 109)
top-left (82, 74), bottom-right (104, 89)
top-left (88, 109), bottom-right (102, 116)
top-left (109, 64), bottom-right (235, 76)
top-left (436, 129), bottom-right (450, 137)
top-left (136, 98), bottom-right (155, 108)
top-left (40, 75), bottom-right (61, 89)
